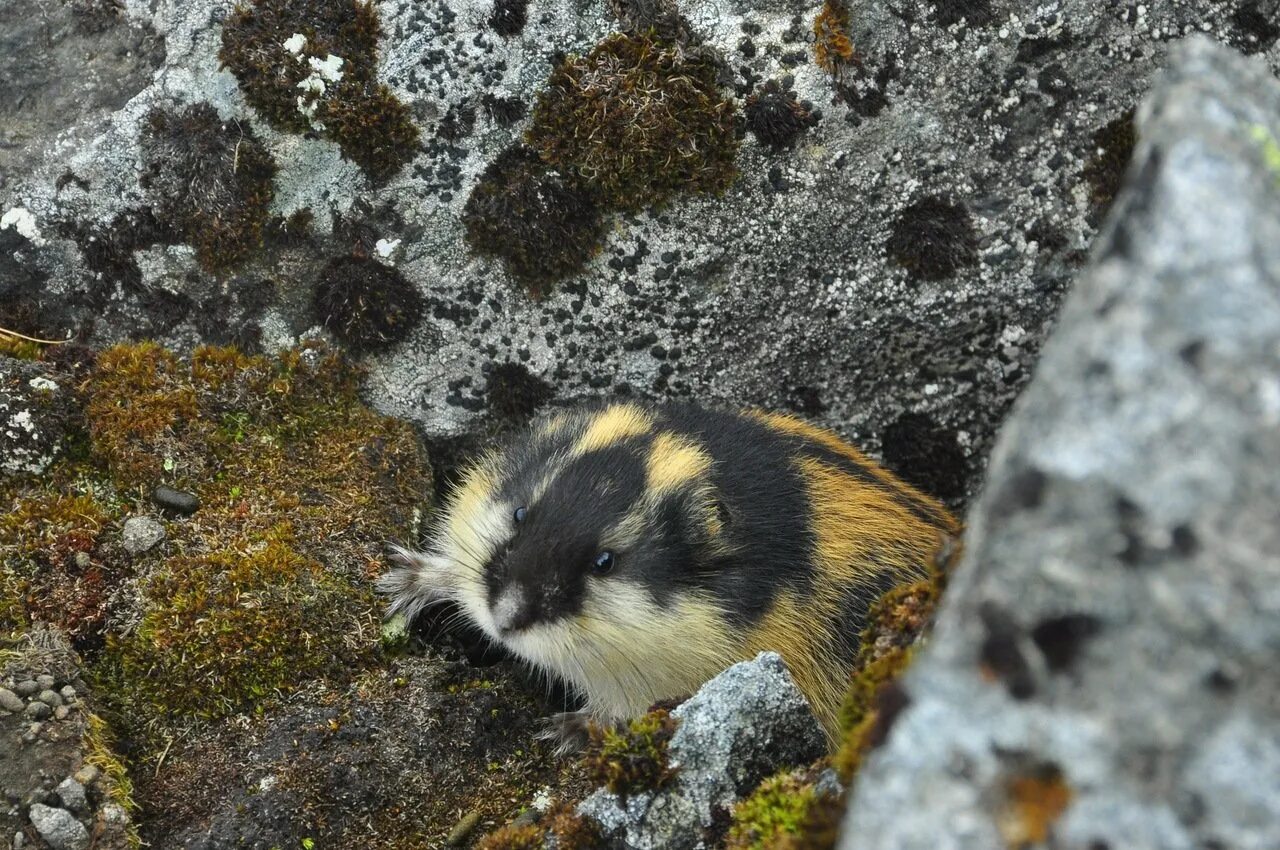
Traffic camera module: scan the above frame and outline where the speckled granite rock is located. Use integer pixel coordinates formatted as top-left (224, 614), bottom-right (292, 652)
top-left (840, 37), bottom-right (1280, 850)
top-left (580, 652), bottom-right (826, 850)
top-left (0, 359), bottom-right (78, 477)
top-left (5, 0), bottom-right (1276, 505)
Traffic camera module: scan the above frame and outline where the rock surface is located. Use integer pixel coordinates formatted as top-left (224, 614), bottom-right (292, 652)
top-left (840, 37), bottom-right (1280, 850)
top-left (120, 516), bottom-right (166, 555)
top-left (27, 805), bottom-right (88, 850)
top-left (580, 652), bottom-right (827, 849)
top-left (0, 359), bottom-right (78, 478)
top-left (5, 0), bottom-right (1277, 503)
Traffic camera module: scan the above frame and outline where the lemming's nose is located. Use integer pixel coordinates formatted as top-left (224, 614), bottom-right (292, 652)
top-left (491, 583), bottom-right (538, 633)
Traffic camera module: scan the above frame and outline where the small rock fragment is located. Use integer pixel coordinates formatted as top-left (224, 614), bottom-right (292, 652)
top-left (122, 515), bottom-right (166, 554)
top-left (15, 680), bottom-right (39, 697)
top-left (24, 701), bottom-right (51, 721)
top-left (59, 685), bottom-right (76, 701)
top-left (446, 810), bottom-right (482, 846)
top-left (28, 804), bottom-right (90, 850)
top-left (151, 486), bottom-right (200, 515)
top-left (38, 690), bottom-right (63, 708)
top-left (54, 778), bottom-right (88, 814)
top-left (72, 766), bottom-right (99, 787)
top-left (35, 675), bottom-right (54, 689)
top-left (0, 688), bottom-right (23, 713)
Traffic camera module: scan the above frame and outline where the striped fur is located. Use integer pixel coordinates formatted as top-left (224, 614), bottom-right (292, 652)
top-left (380, 401), bottom-right (959, 738)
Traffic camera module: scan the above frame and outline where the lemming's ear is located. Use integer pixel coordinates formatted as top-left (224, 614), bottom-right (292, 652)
top-left (377, 545), bottom-right (455, 621)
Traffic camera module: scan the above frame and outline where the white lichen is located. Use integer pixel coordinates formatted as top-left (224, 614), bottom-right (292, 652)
top-left (295, 54), bottom-right (345, 131)
top-left (1, 207), bottom-right (44, 246)
top-left (282, 32), bottom-right (307, 56)
top-left (375, 238), bottom-right (401, 258)
top-left (27, 377), bottom-right (59, 392)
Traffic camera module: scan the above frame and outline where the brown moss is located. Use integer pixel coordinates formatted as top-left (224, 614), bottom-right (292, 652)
top-left (813, 0), bottom-right (854, 75)
top-left (475, 822), bottom-right (545, 850)
top-left (546, 804), bottom-right (604, 848)
top-left (997, 766), bottom-right (1073, 847)
top-left (527, 32), bottom-right (738, 211)
top-left (586, 707), bottom-right (680, 795)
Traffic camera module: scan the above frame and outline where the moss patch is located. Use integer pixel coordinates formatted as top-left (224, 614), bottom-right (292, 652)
top-left (813, 0), bottom-right (854, 75)
top-left (220, 0), bottom-right (420, 181)
top-left (313, 255), bottom-right (425, 353)
top-left (586, 708), bottom-right (680, 795)
top-left (745, 80), bottom-right (818, 151)
top-left (885, 195), bottom-right (979, 282)
top-left (726, 771), bottom-right (816, 850)
top-left (462, 145), bottom-right (606, 293)
top-left (527, 32), bottom-right (739, 212)
top-left (140, 102), bottom-right (277, 273)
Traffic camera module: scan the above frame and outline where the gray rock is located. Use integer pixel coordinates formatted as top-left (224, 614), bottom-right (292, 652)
top-left (13, 830), bottom-right (25, 849)
top-left (0, 360), bottom-right (77, 478)
top-left (34, 676), bottom-right (54, 690)
top-left (0, 688), bottom-right (22, 714)
top-left (53, 779), bottom-right (87, 816)
top-left (36, 690), bottom-right (62, 708)
top-left (841, 38), bottom-right (1280, 850)
top-left (27, 805), bottom-right (88, 850)
top-left (22, 702), bottom-right (49, 722)
top-left (13, 681), bottom-right (37, 698)
top-left (121, 516), bottom-right (165, 555)
top-left (579, 652), bottom-right (826, 849)
top-left (71, 766), bottom-right (98, 788)
top-left (58, 686), bottom-right (75, 701)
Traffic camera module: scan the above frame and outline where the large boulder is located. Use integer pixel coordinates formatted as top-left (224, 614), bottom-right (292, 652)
top-left (840, 37), bottom-right (1280, 850)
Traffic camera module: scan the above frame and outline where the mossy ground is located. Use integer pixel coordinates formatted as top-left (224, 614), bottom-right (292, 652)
top-left (585, 707), bottom-right (680, 795)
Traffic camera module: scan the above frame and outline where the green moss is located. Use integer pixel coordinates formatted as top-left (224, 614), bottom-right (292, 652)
top-left (586, 707), bottom-right (679, 795)
top-left (0, 333), bottom-right (43, 360)
top-left (726, 771), bottom-right (816, 850)
top-left (220, 0), bottom-right (420, 182)
top-left (475, 822), bottom-right (544, 850)
top-left (526, 31), bottom-right (738, 211)
top-left (101, 526), bottom-right (378, 720)
top-left (462, 145), bottom-right (605, 294)
top-left (1250, 124), bottom-right (1280, 186)
top-left (140, 102), bottom-right (277, 273)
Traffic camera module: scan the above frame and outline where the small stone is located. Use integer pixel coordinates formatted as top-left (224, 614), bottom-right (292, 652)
top-left (121, 515), bottom-right (165, 555)
top-left (72, 766), bottom-right (99, 787)
top-left (0, 688), bottom-right (22, 713)
top-left (100, 803), bottom-right (128, 825)
top-left (35, 675), bottom-right (54, 689)
top-left (446, 810), bottom-right (482, 846)
top-left (24, 701), bottom-right (51, 721)
top-left (38, 690), bottom-right (63, 708)
top-left (151, 486), bottom-right (200, 515)
top-left (14, 829), bottom-right (26, 848)
top-left (59, 685), bottom-right (76, 701)
top-left (54, 779), bottom-right (88, 815)
top-left (54, 706), bottom-right (70, 721)
top-left (15, 680), bottom-right (38, 697)
top-left (72, 551), bottom-right (90, 569)
top-left (28, 803), bottom-right (90, 850)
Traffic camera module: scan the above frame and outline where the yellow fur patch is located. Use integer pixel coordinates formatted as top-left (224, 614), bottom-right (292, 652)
top-left (572, 404), bottom-right (655, 455)
top-left (646, 432), bottom-right (713, 493)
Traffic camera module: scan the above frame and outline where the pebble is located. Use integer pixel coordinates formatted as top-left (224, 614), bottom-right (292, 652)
top-left (35, 675), bottom-right (54, 690)
top-left (151, 486), bottom-right (200, 515)
top-left (72, 766), bottom-right (99, 787)
top-left (38, 690), bottom-right (63, 708)
top-left (73, 552), bottom-right (91, 569)
top-left (28, 804), bottom-right (90, 850)
top-left (59, 686), bottom-right (76, 701)
top-left (14, 829), bottom-right (25, 848)
top-left (0, 688), bottom-right (22, 713)
top-left (24, 701), bottom-right (51, 721)
top-left (54, 778), bottom-right (88, 815)
top-left (445, 810), bottom-right (482, 846)
top-left (54, 706), bottom-right (70, 721)
top-left (15, 681), bottom-right (38, 697)
top-left (122, 515), bottom-right (166, 554)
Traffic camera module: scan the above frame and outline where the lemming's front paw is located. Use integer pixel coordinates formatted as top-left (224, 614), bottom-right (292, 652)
top-left (537, 710), bottom-right (609, 756)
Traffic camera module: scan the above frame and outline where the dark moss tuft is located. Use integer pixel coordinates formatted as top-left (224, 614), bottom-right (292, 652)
top-left (885, 195), bottom-right (979, 281)
top-left (1082, 109), bottom-right (1137, 222)
top-left (482, 93), bottom-right (528, 127)
top-left (462, 145), bottom-right (605, 293)
top-left (313, 255), bottom-right (425, 353)
top-left (880, 411), bottom-right (968, 503)
top-left (725, 771), bottom-right (816, 850)
top-left (488, 0), bottom-right (529, 37)
top-left (931, 0), bottom-right (994, 27)
top-left (141, 102), bottom-right (277, 273)
top-left (745, 80), bottom-right (818, 150)
top-left (485, 361), bottom-right (554, 420)
top-left (1230, 1), bottom-right (1280, 54)
top-left (527, 32), bottom-right (739, 211)
top-left (476, 822), bottom-right (544, 850)
top-left (219, 0), bottom-right (419, 181)
top-left (586, 708), bottom-right (680, 795)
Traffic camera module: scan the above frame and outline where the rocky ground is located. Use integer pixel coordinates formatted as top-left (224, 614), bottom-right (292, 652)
top-left (2, 0), bottom-right (1279, 848)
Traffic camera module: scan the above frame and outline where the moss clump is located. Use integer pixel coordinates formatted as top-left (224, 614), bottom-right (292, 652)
top-left (220, 0), bottom-right (420, 181)
top-left (813, 0), bottom-right (854, 75)
top-left (476, 822), bottom-right (544, 850)
top-left (462, 146), bottom-right (606, 293)
top-left (84, 712), bottom-right (141, 827)
top-left (527, 32), bottom-right (738, 211)
top-left (545, 805), bottom-right (604, 848)
top-left (931, 0), bottom-right (994, 27)
top-left (0, 333), bottom-right (43, 360)
top-left (313, 255), bottom-right (425, 353)
top-left (488, 0), bottom-right (529, 36)
top-left (1082, 110), bottom-right (1137, 220)
top-left (885, 195), bottom-right (979, 281)
top-left (726, 771), bottom-right (816, 850)
top-left (746, 80), bottom-right (818, 151)
top-left (102, 527), bottom-right (377, 719)
top-left (140, 103), bottom-right (277, 273)
top-left (586, 708), bottom-right (679, 795)
top-left (485, 361), bottom-right (554, 420)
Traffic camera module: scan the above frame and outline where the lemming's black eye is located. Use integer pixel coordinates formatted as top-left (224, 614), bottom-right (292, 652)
top-left (591, 551), bottom-right (615, 576)
top-left (513, 506), bottom-right (527, 523)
